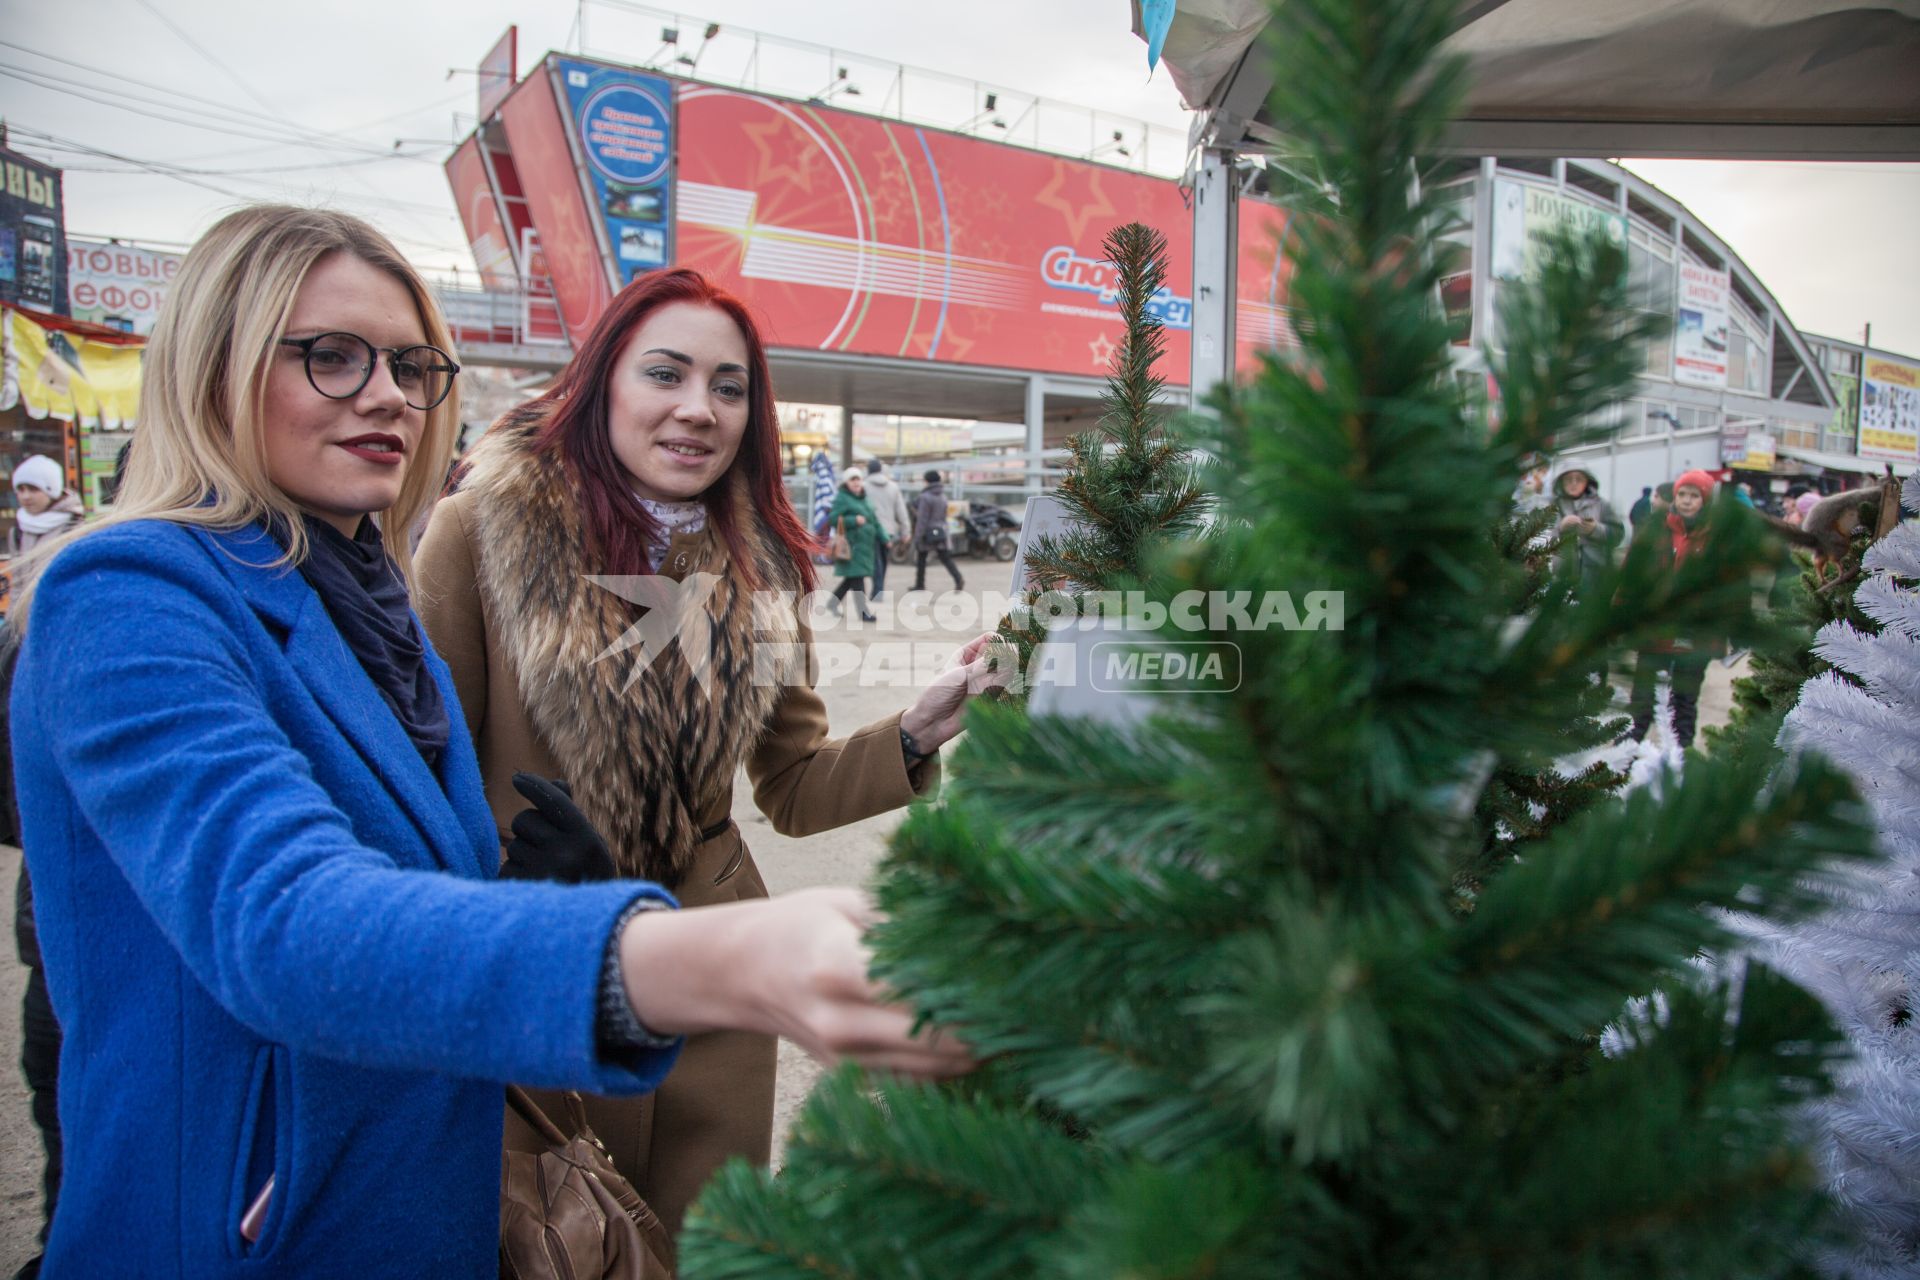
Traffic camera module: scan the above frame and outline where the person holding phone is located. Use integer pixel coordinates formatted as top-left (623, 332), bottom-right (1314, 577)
top-left (7, 205), bottom-right (971, 1279)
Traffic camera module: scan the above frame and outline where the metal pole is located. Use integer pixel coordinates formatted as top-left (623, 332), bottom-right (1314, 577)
top-left (1190, 148), bottom-right (1238, 404)
top-left (1025, 376), bottom-right (1046, 497)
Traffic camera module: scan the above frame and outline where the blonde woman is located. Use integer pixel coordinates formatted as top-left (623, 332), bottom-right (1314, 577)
top-left (8, 205), bottom-right (967, 1279)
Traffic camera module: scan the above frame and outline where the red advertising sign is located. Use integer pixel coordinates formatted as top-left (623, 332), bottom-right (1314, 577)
top-left (1233, 200), bottom-right (1297, 376)
top-left (497, 63), bottom-right (612, 343)
top-left (454, 62), bottom-right (1305, 386)
top-left (477, 27), bottom-right (517, 122)
top-left (444, 137), bottom-right (516, 288)
top-left (673, 87), bottom-right (1194, 383)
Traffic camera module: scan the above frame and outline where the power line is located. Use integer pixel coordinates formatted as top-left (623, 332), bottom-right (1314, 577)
top-left (0, 64), bottom-right (397, 153)
top-left (15, 131), bottom-right (438, 176)
top-left (132, 0), bottom-right (281, 117)
top-left (6, 126), bottom-right (251, 201)
top-left (119, 2), bottom-right (458, 221)
top-left (0, 39), bottom-right (463, 160)
top-left (10, 126), bottom-right (459, 219)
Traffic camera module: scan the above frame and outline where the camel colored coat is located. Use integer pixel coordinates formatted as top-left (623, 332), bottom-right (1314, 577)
top-left (413, 423), bottom-right (937, 1243)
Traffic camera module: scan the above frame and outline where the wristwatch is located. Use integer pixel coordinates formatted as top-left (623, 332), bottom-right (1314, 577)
top-left (900, 727), bottom-right (935, 763)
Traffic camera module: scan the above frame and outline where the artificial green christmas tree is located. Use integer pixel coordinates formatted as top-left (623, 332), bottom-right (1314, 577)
top-left (994, 221), bottom-right (1213, 692)
top-left (679, 0), bottom-right (1879, 1274)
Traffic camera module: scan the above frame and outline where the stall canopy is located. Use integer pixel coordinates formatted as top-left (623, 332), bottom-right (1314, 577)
top-left (1138, 0), bottom-right (1920, 161)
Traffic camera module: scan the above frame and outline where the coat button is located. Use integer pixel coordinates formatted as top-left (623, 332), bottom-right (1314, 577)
top-left (673, 553), bottom-right (689, 572)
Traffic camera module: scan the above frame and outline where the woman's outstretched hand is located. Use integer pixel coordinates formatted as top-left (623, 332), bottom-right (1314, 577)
top-left (617, 887), bottom-right (974, 1080)
top-left (898, 631), bottom-right (1014, 755)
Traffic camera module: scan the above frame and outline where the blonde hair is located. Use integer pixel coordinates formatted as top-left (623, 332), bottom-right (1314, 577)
top-left (10, 204), bottom-right (460, 626)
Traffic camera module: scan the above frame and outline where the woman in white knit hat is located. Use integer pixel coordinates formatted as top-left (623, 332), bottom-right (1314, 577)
top-left (10, 456), bottom-right (85, 555)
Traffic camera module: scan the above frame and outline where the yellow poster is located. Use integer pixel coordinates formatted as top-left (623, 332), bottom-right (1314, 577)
top-left (1860, 356), bottom-right (1920, 464)
top-left (2, 308), bottom-right (143, 428)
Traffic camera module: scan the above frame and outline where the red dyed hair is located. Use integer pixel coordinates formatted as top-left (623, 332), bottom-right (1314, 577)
top-left (525, 269), bottom-right (816, 591)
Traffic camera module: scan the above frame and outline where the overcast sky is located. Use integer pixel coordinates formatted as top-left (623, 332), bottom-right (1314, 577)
top-left (5, 0), bottom-right (1916, 356)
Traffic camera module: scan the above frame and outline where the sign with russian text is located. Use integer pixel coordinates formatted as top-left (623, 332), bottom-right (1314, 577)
top-left (66, 239), bottom-right (182, 334)
top-left (0, 146), bottom-right (67, 315)
top-left (1720, 424), bottom-right (1774, 470)
top-left (1490, 179), bottom-right (1626, 284)
top-left (1860, 355), bottom-right (1920, 464)
top-left (1673, 263), bottom-right (1730, 389)
top-left (553, 57), bottom-right (675, 284)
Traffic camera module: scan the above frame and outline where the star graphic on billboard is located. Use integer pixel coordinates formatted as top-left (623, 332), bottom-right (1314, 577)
top-left (1034, 161), bottom-right (1119, 245)
top-left (1088, 333), bottom-right (1117, 368)
top-left (742, 116), bottom-right (820, 194)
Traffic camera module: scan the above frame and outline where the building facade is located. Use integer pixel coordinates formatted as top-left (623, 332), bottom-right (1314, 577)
top-left (1392, 155), bottom-right (1911, 502)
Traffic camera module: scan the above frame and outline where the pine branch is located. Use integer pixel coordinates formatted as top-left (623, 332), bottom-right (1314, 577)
top-left (1448, 751), bottom-right (1876, 1071)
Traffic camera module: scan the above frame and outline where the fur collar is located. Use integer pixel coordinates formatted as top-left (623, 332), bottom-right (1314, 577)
top-left (457, 409), bottom-right (805, 884)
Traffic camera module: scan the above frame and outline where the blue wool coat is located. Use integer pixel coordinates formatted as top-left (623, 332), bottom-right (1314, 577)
top-left (12, 520), bottom-right (680, 1278)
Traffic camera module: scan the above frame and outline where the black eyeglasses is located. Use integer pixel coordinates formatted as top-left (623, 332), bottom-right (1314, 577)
top-left (277, 332), bottom-right (460, 411)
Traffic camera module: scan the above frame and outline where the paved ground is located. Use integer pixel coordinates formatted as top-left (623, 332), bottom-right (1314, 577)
top-left (0, 580), bottom-right (1747, 1270)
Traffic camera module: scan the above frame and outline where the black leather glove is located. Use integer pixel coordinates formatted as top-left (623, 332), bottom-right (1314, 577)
top-left (499, 773), bottom-right (618, 884)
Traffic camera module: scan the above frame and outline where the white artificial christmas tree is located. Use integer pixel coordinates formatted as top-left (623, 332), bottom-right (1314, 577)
top-left (1745, 474), bottom-right (1920, 1278)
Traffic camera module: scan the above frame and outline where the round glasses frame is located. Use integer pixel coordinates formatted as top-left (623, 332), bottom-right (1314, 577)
top-left (277, 332), bottom-right (460, 412)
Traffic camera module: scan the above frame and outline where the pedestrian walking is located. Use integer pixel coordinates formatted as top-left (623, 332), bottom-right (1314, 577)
top-left (862, 457), bottom-right (910, 600)
top-left (1622, 468), bottom-right (1723, 753)
top-left (1550, 464), bottom-right (1623, 596)
top-left (8, 457), bottom-right (83, 555)
top-left (822, 470), bottom-right (886, 621)
top-left (912, 469), bottom-right (965, 593)
top-left (415, 266), bottom-right (1001, 1240)
top-left (1628, 484), bottom-right (1653, 533)
top-left (7, 205), bottom-right (972, 1279)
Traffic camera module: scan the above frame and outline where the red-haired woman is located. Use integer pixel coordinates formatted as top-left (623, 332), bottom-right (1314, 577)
top-left (415, 268), bottom-right (996, 1240)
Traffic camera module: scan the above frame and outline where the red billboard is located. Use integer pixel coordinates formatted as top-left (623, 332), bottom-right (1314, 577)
top-left (672, 87), bottom-right (1194, 384)
top-left (453, 62), bottom-right (1303, 388)
top-left (497, 63), bottom-right (612, 342)
top-left (477, 26), bottom-right (517, 122)
top-left (445, 136), bottom-right (515, 288)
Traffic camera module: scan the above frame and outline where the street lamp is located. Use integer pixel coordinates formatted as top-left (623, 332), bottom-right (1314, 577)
top-left (1091, 129), bottom-right (1132, 161)
top-left (676, 23), bottom-right (722, 74)
top-left (961, 93), bottom-right (1008, 132)
top-left (811, 67), bottom-right (862, 103)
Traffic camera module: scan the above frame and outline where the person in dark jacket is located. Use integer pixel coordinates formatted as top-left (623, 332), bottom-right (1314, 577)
top-left (822, 471), bottom-right (887, 621)
top-left (1628, 485), bottom-right (1653, 532)
top-left (911, 470), bottom-right (965, 593)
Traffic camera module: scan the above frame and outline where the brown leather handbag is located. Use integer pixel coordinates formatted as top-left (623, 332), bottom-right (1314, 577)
top-left (829, 518), bottom-right (852, 561)
top-left (500, 1085), bottom-right (674, 1280)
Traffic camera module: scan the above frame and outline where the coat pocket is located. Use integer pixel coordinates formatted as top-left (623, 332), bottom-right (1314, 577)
top-left (225, 1044), bottom-right (289, 1258)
